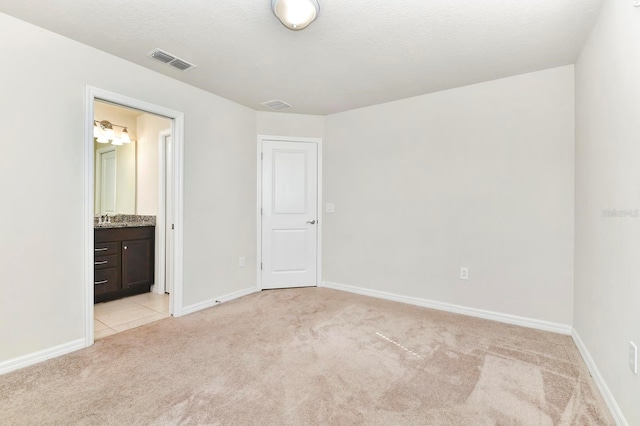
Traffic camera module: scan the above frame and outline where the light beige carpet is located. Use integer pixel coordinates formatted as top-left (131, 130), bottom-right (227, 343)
top-left (1, 288), bottom-right (613, 425)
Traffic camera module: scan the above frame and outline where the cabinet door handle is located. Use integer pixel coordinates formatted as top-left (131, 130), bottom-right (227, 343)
top-left (94, 280), bottom-right (108, 285)
top-left (95, 247), bottom-right (108, 252)
top-left (94, 260), bottom-right (108, 265)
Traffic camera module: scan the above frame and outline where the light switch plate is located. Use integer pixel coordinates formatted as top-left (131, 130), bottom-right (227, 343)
top-left (460, 267), bottom-right (469, 280)
top-left (238, 256), bottom-right (245, 268)
top-left (630, 342), bottom-right (638, 374)
top-left (326, 203), bottom-right (335, 213)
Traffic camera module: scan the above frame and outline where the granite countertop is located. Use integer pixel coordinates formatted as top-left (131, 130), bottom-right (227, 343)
top-left (95, 214), bottom-right (156, 229)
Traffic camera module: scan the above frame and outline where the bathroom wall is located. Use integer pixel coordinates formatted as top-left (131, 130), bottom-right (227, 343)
top-left (136, 113), bottom-right (171, 216)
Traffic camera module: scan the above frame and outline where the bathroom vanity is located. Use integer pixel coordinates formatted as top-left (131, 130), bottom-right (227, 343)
top-left (94, 216), bottom-right (155, 303)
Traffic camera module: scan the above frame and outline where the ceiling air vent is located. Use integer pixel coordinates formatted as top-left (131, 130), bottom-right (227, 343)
top-left (261, 100), bottom-right (292, 111)
top-left (148, 49), bottom-right (175, 64)
top-left (147, 48), bottom-right (197, 72)
top-left (169, 59), bottom-right (193, 71)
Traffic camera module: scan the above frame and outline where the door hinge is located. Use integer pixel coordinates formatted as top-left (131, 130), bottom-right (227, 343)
top-left (261, 207), bottom-right (263, 215)
top-left (261, 152), bottom-right (263, 160)
top-left (171, 224), bottom-right (174, 230)
top-left (260, 262), bottom-right (263, 270)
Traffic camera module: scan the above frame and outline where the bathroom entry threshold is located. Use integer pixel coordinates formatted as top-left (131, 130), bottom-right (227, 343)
top-left (94, 293), bottom-right (170, 339)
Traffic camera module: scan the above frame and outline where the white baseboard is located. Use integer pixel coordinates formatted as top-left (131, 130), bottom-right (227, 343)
top-left (0, 339), bottom-right (85, 376)
top-left (320, 281), bottom-right (572, 335)
top-left (182, 287), bottom-right (258, 316)
top-left (572, 329), bottom-right (628, 426)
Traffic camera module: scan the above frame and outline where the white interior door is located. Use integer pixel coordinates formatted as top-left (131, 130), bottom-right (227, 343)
top-left (261, 140), bottom-right (318, 289)
top-left (164, 134), bottom-right (173, 294)
top-left (100, 149), bottom-right (116, 215)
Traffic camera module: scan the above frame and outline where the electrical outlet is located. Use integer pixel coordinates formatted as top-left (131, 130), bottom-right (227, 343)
top-left (326, 203), bottom-right (335, 213)
top-left (630, 342), bottom-right (638, 374)
top-left (238, 256), bottom-right (245, 268)
top-left (460, 267), bottom-right (469, 280)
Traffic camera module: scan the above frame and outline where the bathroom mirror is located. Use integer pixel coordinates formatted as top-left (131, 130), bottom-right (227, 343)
top-left (94, 101), bottom-right (138, 216)
top-left (95, 141), bottom-right (137, 215)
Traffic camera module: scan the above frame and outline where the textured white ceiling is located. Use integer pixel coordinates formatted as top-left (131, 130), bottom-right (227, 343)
top-left (0, 0), bottom-right (603, 115)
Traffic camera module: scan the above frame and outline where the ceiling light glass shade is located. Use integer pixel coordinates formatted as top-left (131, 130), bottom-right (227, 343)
top-left (120, 128), bottom-right (131, 143)
top-left (93, 124), bottom-right (101, 138)
top-left (96, 134), bottom-right (109, 143)
top-left (271, 0), bottom-right (319, 30)
top-left (111, 138), bottom-right (123, 146)
top-left (105, 127), bottom-right (115, 141)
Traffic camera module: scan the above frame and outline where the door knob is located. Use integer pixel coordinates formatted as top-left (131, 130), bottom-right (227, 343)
top-left (306, 220), bottom-right (316, 225)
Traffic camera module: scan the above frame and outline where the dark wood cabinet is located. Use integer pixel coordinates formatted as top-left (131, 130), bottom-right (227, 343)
top-left (122, 238), bottom-right (154, 289)
top-left (95, 226), bottom-right (155, 303)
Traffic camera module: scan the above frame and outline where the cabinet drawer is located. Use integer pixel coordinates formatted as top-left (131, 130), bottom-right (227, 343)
top-left (94, 255), bottom-right (118, 270)
top-left (94, 242), bottom-right (119, 256)
top-left (94, 267), bottom-right (120, 295)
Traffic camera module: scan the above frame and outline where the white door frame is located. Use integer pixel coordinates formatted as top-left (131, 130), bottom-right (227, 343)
top-left (256, 135), bottom-right (322, 291)
top-left (84, 86), bottom-right (185, 347)
top-left (155, 129), bottom-right (172, 295)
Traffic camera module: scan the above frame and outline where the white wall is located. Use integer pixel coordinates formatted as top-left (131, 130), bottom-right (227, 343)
top-left (0, 13), bottom-right (256, 363)
top-left (574, 0), bottom-right (640, 423)
top-left (323, 66), bottom-right (575, 325)
top-left (136, 113), bottom-right (171, 215)
top-left (256, 111), bottom-right (325, 138)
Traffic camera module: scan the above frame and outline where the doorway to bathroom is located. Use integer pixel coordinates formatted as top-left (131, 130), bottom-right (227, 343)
top-left (84, 87), bottom-right (185, 346)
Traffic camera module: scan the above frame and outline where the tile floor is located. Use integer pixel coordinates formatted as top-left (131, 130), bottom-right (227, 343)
top-left (94, 292), bottom-right (170, 339)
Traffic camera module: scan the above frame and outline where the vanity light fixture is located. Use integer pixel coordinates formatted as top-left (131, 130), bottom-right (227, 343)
top-left (94, 120), bottom-right (134, 145)
top-left (271, 0), bottom-right (320, 31)
top-left (120, 128), bottom-right (131, 143)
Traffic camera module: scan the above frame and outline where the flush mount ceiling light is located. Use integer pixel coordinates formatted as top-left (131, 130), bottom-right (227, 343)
top-left (271, 0), bottom-right (320, 31)
top-left (94, 120), bottom-right (133, 146)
